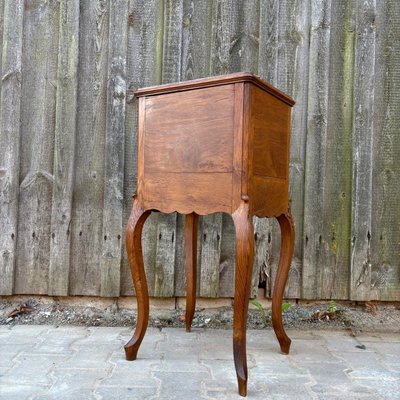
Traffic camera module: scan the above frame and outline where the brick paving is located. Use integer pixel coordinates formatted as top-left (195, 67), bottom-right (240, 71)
top-left (0, 325), bottom-right (398, 399)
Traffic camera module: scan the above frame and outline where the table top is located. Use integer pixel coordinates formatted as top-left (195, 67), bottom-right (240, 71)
top-left (134, 72), bottom-right (295, 106)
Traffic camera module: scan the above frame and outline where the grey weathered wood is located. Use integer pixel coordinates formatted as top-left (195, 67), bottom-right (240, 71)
top-left (48, 0), bottom-right (80, 296)
top-left (121, 0), bottom-right (164, 297)
top-left (269, 0), bottom-right (310, 299)
top-left (0, 0), bottom-right (4, 91)
top-left (321, 0), bottom-right (354, 299)
top-left (0, 0), bottom-right (24, 295)
top-left (100, 0), bottom-right (129, 297)
top-left (256, 0), bottom-right (279, 298)
top-left (222, 0), bottom-right (261, 298)
top-left (69, 0), bottom-right (109, 295)
top-left (174, 0), bottom-right (213, 297)
top-left (15, 0), bottom-right (59, 294)
top-left (152, 0), bottom-right (183, 297)
top-left (0, 0), bottom-right (399, 301)
top-left (370, 0), bottom-right (400, 301)
top-left (203, 0), bottom-right (236, 298)
top-left (350, 0), bottom-right (376, 300)
top-left (200, 215), bottom-right (222, 297)
top-left (302, 0), bottom-right (332, 299)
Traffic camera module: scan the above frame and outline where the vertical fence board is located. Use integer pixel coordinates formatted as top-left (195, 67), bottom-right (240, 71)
top-left (0, 0), bottom-right (4, 92)
top-left (268, 0), bottom-right (310, 299)
top-left (255, 0), bottom-right (279, 299)
top-left (302, 0), bottom-right (332, 299)
top-left (48, 0), bottom-right (79, 296)
top-left (199, 0), bottom-right (231, 298)
top-left (174, 0), bottom-right (213, 297)
top-left (320, 0), bottom-right (354, 299)
top-left (370, 0), bottom-right (400, 301)
top-left (152, 0), bottom-right (183, 297)
top-left (217, 0), bottom-right (261, 298)
top-left (70, 0), bottom-right (109, 295)
top-left (100, 0), bottom-right (129, 297)
top-left (121, 0), bottom-right (164, 297)
top-left (350, 0), bottom-right (376, 300)
top-left (15, 0), bottom-right (59, 294)
top-left (208, 0), bottom-right (235, 298)
top-left (0, 0), bottom-right (24, 295)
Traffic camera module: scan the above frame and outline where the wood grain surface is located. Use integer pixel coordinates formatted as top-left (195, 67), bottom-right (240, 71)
top-left (0, 0), bottom-right (398, 301)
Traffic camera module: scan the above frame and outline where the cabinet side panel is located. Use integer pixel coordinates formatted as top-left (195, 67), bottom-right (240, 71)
top-left (251, 85), bottom-right (291, 179)
top-left (143, 85), bottom-right (235, 174)
top-left (250, 85), bottom-right (291, 216)
top-left (252, 177), bottom-right (288, 217)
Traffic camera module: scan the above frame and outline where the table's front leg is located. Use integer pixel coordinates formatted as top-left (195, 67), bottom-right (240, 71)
top-left (232, 202), bottom-right (255, 397)
top-left (184, 212), bottom-right (199, 332)
top-left (124, 198), bottom-right (151, 361)
top-left (271, 209), bottom-right (294, 354)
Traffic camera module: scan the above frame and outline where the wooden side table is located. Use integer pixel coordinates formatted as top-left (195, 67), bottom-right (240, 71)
top-left (125, 72), bottom-right (295, 397)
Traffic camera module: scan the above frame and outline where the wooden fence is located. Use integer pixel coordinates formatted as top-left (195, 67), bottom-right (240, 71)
top-left (0, 0), bottom-right (399, 301)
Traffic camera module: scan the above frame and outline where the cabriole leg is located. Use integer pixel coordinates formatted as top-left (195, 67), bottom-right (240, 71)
top-left (232, 203), bottom-right (255, 397)
top-left (272, 210), bottom-right (294, 354)
top-left (124, 199), bottom-right (151, 361)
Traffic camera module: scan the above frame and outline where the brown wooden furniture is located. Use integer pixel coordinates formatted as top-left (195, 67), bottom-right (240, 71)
top-left (125, 72), bottom-right (295, 397)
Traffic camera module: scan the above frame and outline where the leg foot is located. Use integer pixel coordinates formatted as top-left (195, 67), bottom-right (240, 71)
top-left (124, 199), bottom-right (151, 361)
top-left (272, 210), bottom-right (294, 354)
top-left (184, 213), bottom-right (199, 332)
top-left (232, 202), bottom-right (254, 397)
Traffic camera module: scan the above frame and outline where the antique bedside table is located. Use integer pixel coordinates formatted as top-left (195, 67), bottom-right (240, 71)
top-left (125, 72), bottom-right (295, 397)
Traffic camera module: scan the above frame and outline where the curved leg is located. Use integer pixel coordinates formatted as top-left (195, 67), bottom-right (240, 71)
top-left (232, 202), bottom-right (254, 397)
top-left (124, 198), bottom-right (151, 361)
top-left (184, 212), bottom-right (199, 332)
top-left (272, 209), bottom-right (294, 354)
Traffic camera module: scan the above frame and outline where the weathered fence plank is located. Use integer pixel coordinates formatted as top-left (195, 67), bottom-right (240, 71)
top-left (121, 0), bottom-right (164, 297)
top-left (152, 0), bottom-right (183, 297)
top-left (174, 0), bottom-right (213, 297)
top-left (0, 0), bottom-right (24, 295)
top-left (320, 0), bottom-right (354, 299)
top-left (15, 0), bottom-right (59, 294)
top-left (255, 0), bottom-right (279, 298)
top-left (370, 0), bottom-right (400, 301)
top-left (271, 0), bottom-right (310, 299)
top-left (350, 0), bottom-right (376, 300)
top-left (100, 0), bottom-right (129, 297)
top-left (48, 0), bottom-right (80, 296)
top-left (302, 0), bottom-right (332, 299)
top-left (199, 0), bottom-right (231, 298)
top-left (69, 0), bottom-right (109, 295)
top-left (0, 0), bottom-right (4, 86)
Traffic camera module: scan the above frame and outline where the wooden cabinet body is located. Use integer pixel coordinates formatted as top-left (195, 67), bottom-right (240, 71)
top-left (125, 73), bottom-right (295, 397)
top-left (136, 73), bottom-right (293, 217)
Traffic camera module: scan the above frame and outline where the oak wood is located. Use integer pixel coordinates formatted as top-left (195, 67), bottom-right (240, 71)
top-left (184, 213), bottom-right (199, 332)
top-left (126, 72), bottom-right (295, 396)
top-left (134, 71), bottom-right (295, 106)
top-left (124, 198), bottom-right (151, 361)
top-left (142, 172), bottom-right (233, 215)
top-left (232, 202), bottom-right (255, 397)
top-left (144, 86), bottom-right (234, 174)
top-left (272, 209), bottom-right (295, 354)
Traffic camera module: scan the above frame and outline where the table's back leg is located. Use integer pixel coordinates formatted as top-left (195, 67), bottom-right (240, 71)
top-left (232, 202), bottom-right (255, 397)
top-left (124, 199), bottom-right (151, 361)
top-left (184, 212), bottom-right (199, 332)
top-left (272, 209), bottom-right (294, 354)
